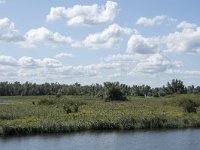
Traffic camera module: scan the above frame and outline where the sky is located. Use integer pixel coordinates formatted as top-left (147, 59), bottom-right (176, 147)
top-left (0, 0), bottom-right (200, 87)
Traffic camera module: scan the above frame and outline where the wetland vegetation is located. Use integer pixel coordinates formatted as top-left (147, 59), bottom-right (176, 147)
top-left (0, 79), bottom-right (200, 136)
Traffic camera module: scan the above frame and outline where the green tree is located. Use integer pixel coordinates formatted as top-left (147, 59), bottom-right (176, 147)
top-left (104, 82), bottom-right (127, 101)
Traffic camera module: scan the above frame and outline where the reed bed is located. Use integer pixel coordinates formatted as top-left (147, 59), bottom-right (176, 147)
top-left (0, 94), bottom-right (200, 136)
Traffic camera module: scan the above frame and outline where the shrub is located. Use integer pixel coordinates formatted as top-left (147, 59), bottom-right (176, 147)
top-left (74, 105), bottom-right (79, 112)
top-left (56, 93), bottom-right (62, 98)
top-left (179, 99), bottom-right (199, 113)
top-left (63, 105), bottom-right (72, 114)
top-left (38, 98), bottom-right (55, 105)
top-left (104, 87), bottom-right (127, 101)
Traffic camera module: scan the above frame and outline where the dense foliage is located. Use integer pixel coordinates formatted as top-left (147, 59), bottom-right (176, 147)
top-left (0, 79), bottom-right (200, 97)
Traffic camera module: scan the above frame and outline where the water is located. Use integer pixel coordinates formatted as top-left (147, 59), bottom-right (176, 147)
top-left (0, 129), bottom-right (200, 150)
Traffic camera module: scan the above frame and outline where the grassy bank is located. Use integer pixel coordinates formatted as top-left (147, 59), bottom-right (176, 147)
top-left (0, 94), bottom-right (200, 136)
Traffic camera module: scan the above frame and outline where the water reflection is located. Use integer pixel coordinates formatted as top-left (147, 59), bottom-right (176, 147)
top-left (0, 129), bottom-right (200, 150)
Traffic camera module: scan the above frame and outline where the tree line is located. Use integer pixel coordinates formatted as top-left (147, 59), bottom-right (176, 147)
top-left (0, 79), bottom-right (200, 97)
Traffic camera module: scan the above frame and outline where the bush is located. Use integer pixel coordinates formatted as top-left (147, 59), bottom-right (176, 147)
top-left (63, 105), bottom-right (72, 114)
top-left (56, 93), bottom-right (62, 98)
top-left (104, 87), bottom-right (127, 101)
top-left (74, 105), bottom-right (79, 112)
top-left (179, 99), bottom-right (199, 113)
top-left (38, 98), bottom-right (55, 105)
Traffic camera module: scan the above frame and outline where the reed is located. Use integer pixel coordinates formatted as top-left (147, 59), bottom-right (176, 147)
top-left (0, 94), bottom-right (200, 136)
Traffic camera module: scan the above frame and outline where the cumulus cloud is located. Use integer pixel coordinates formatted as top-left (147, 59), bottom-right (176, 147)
top-left (46, 1), bottom-right (118, 26)
top-left (19, 56), bottom-right (39, 68)
top-left (55, 53), bottom-right (74, 59)
top-left (83, 24), bottom-right (133, 49)
top-left (0, 55), bottom-right (18, 66)
top-left (0, 54), bottom-right (124, 82)
top-left (126, 34), bottom-right (159, 54)
top-left (21, 27), bottom-right (73, 48)
top-left (0, 31), bottom-right (24, 42)
top-left (136, 15), bottom-right (176, 26)
top-left (163, 27), bottom-right (200, 53)
top-left (19, 56), bottom-right (63, 68)
top-left (129, 18), bottom-right (200, 54)
top-left (40, 58), bottom-right (63, 68)
top-left (177, 21), bottom-right (197, 29)
top-left (130, 53), bottom-right (181, 74)
top-left (0, 18), bottom-right (23, 43)
top-left (0, 18), bottom-right (15, 30)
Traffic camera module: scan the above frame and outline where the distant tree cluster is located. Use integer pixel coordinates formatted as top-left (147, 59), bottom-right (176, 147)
top-left (0, 79), bottom-right (200, 99)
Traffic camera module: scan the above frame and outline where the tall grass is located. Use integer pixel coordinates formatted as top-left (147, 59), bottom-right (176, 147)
top-left (0, 95), bottom-right (200, 136)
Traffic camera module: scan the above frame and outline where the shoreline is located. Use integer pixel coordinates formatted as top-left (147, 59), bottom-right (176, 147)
top-left (1, 117), bottom-right (200, 137)
top-left (0, 127), bottom-right (200, 138)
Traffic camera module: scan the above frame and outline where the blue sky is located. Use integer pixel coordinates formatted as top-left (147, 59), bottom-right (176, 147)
top-left (0, 0), bottom-right (200, 86)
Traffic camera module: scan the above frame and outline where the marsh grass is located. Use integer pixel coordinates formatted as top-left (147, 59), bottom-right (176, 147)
top-left (1, 95), bottom-right (200, 136)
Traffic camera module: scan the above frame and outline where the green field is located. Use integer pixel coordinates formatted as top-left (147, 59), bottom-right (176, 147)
top-left (0, 94), bottom-right (200, 136)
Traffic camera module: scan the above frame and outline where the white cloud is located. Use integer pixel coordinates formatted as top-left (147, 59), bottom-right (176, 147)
top-left (163, 27), bottom-right (200, 53)
top-left (0, 18), bottom-right (23, 43)
top-left (130, 53), bottom-right (180, 74)
top-left (46, 1), bottom-right (118, 26)
top-left (166, 69), bottom-right (200, 77)
top-left (0, 55), bottom-right (18, 66)
top-left (0, 18), bottom-right (15, 30)
top-left (126, 34), bottom-right (159, 54)
top-left (57, 65), bottom-right (97, 77)
top-left (19, 56), bottom-right (39, 68)
top-left (0, 54), bottom-right (125, 82)
top-left (55, 53), bottom-right (74, 59)
top-left (85, 62), bottom-right (121, 70)
top-left (101, 53), bottom-right (137, 62)
top-left (177, 21), bottom-right (197, 29)
top-left (107, 73), bottom-right (121, 79)
top-left (21, 27), bottom-right (73, 48)
top-left (83, 24), bottom-right (133, 49)
top-left (40, 58), bottom-right (63, 68)
top-left (17, 69), bottom-right (42, 77)
top-left (0, 31), bottom-right (24, 42)
top-left (136, 15), bottom-right (176, 26)
top-left (48, 62), bottom-right (121, 79)
top-left (19, 56), bottom-right (63, 68)
top-left (183, 70), bottom-right (200, 76)
top-left (0, 53), bottom-right (197, 85)
top-left (132, 18), bottom-right (200, 54)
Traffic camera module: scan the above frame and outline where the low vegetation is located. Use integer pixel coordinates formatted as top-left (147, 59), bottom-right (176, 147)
top-left (0, 94), bottom-right (200, 136)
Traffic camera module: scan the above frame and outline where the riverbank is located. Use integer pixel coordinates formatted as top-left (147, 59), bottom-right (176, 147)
top-left (0, 94), bottom-right (200, 136)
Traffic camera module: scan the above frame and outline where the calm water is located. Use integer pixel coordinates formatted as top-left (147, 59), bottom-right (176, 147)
top-left (0, 129), bottom-right (200, 150)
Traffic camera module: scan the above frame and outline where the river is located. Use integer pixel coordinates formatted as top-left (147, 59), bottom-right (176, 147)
top-left (0, 129), bottom-right (199, 150)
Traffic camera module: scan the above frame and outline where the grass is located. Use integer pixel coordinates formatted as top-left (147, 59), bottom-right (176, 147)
top-left (0, 94), bottom-right (200, 136)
